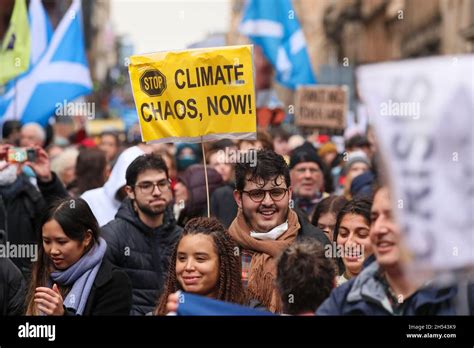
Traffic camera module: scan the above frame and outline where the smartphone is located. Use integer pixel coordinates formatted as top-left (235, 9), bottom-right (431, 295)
top-left (7, 147), bottom-right (37, 163)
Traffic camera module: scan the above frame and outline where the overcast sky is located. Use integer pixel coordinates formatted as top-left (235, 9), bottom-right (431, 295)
top-left (111, 0), bottom-right (231, 55)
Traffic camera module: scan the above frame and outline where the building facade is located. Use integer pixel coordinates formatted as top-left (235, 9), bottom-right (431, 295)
top-left (228, 0), bottom-right (474, 109)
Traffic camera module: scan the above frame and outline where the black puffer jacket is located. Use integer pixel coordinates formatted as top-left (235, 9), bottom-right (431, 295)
top-left (101, 199), bottom-right (182, 315)
top-left (0, 258), bottom-right (26, 315)
top-left (210, 183), bottom-right (238, 228)
top-left (0, 172), bottom-right (68, 280)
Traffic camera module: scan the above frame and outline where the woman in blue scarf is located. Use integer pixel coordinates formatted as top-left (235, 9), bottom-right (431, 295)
top-left (25, 198), bottom-right (132, 315)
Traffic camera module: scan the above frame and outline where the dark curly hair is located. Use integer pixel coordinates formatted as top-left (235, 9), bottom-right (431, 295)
top-left (276, 239), bottom-right (336, 314)
top-left (154, 217), bottom-right (246, 315)
top-left (126, 153), bottom-right (169, 186)
top-left (235, 149), bottom-right (290, 192)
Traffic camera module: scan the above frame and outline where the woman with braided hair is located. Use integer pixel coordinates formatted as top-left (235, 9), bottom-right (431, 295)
top-left (154, 217), bottom-right (247, 315)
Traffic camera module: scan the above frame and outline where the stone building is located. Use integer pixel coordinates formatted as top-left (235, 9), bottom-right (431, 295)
top-left (323, 0), bottom-right (474, 64)
top-left (228, 0), bottom-right (474, 110)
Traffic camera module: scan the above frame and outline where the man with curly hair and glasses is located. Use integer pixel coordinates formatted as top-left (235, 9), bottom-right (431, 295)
top-left (229, 149), bottom-right (330, 313)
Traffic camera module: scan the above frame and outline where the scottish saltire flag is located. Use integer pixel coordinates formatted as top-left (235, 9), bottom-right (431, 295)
top-left (28, 0), bottom-right (53, 66)
top-left (0, 0), bottom-right (51, 115)
top-left (0, 0), bottom-right (92, 126)
top-left (239, 0), bottom-right (316, 89)
top-left (0, 0), bottom-right (30, 85)
top-left (176, 292), bottom-right (275, 316)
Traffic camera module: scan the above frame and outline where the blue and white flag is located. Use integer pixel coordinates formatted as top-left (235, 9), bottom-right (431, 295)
top-left (29, 0), bottom-right (53, 66)
top-left (0, 0), bottom-right (92, 126)
top-left (176, 292), bottom-right (275, 316)
top-left (239, 0), bottom-right (316, 89)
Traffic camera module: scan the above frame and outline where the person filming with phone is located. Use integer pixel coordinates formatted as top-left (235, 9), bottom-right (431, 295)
top-left (0, 143), bottom-right (68, 281)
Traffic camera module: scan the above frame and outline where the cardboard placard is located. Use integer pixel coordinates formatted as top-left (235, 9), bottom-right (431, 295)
top-left (128, 45), bottom-right (257, 143)
top-left (294, 85), bottom-right (348, 131)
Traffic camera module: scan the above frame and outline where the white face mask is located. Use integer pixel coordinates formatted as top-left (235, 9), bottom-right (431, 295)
top-left (0, 161), bottom-right (18, 186)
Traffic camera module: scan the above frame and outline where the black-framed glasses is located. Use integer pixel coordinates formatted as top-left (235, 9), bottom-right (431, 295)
top-left (134, 179), bottom-right (171, 194)
top-left (241, 188), bottom-right (288, 203)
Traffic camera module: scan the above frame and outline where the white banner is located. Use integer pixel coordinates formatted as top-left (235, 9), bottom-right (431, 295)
top-left (357, 55), bottom-right (474, 278)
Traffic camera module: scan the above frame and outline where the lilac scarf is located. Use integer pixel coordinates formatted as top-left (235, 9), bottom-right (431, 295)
top-left (50, 238), bottom-right (107, 315)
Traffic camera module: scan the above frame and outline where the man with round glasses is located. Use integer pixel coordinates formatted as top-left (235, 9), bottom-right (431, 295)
top-left (228, 149), bottom-right (330, 313)
top-left (102, 154), bottom-right (182, 315)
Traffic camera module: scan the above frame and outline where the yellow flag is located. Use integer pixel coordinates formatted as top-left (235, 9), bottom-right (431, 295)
top-left (0, 0), bottom-right (31, 85)
top-left (129, 45), bottom-right (256, 143)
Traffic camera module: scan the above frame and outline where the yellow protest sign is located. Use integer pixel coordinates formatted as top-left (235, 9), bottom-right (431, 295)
top-left (129, 45), bottom-right (257, 143)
